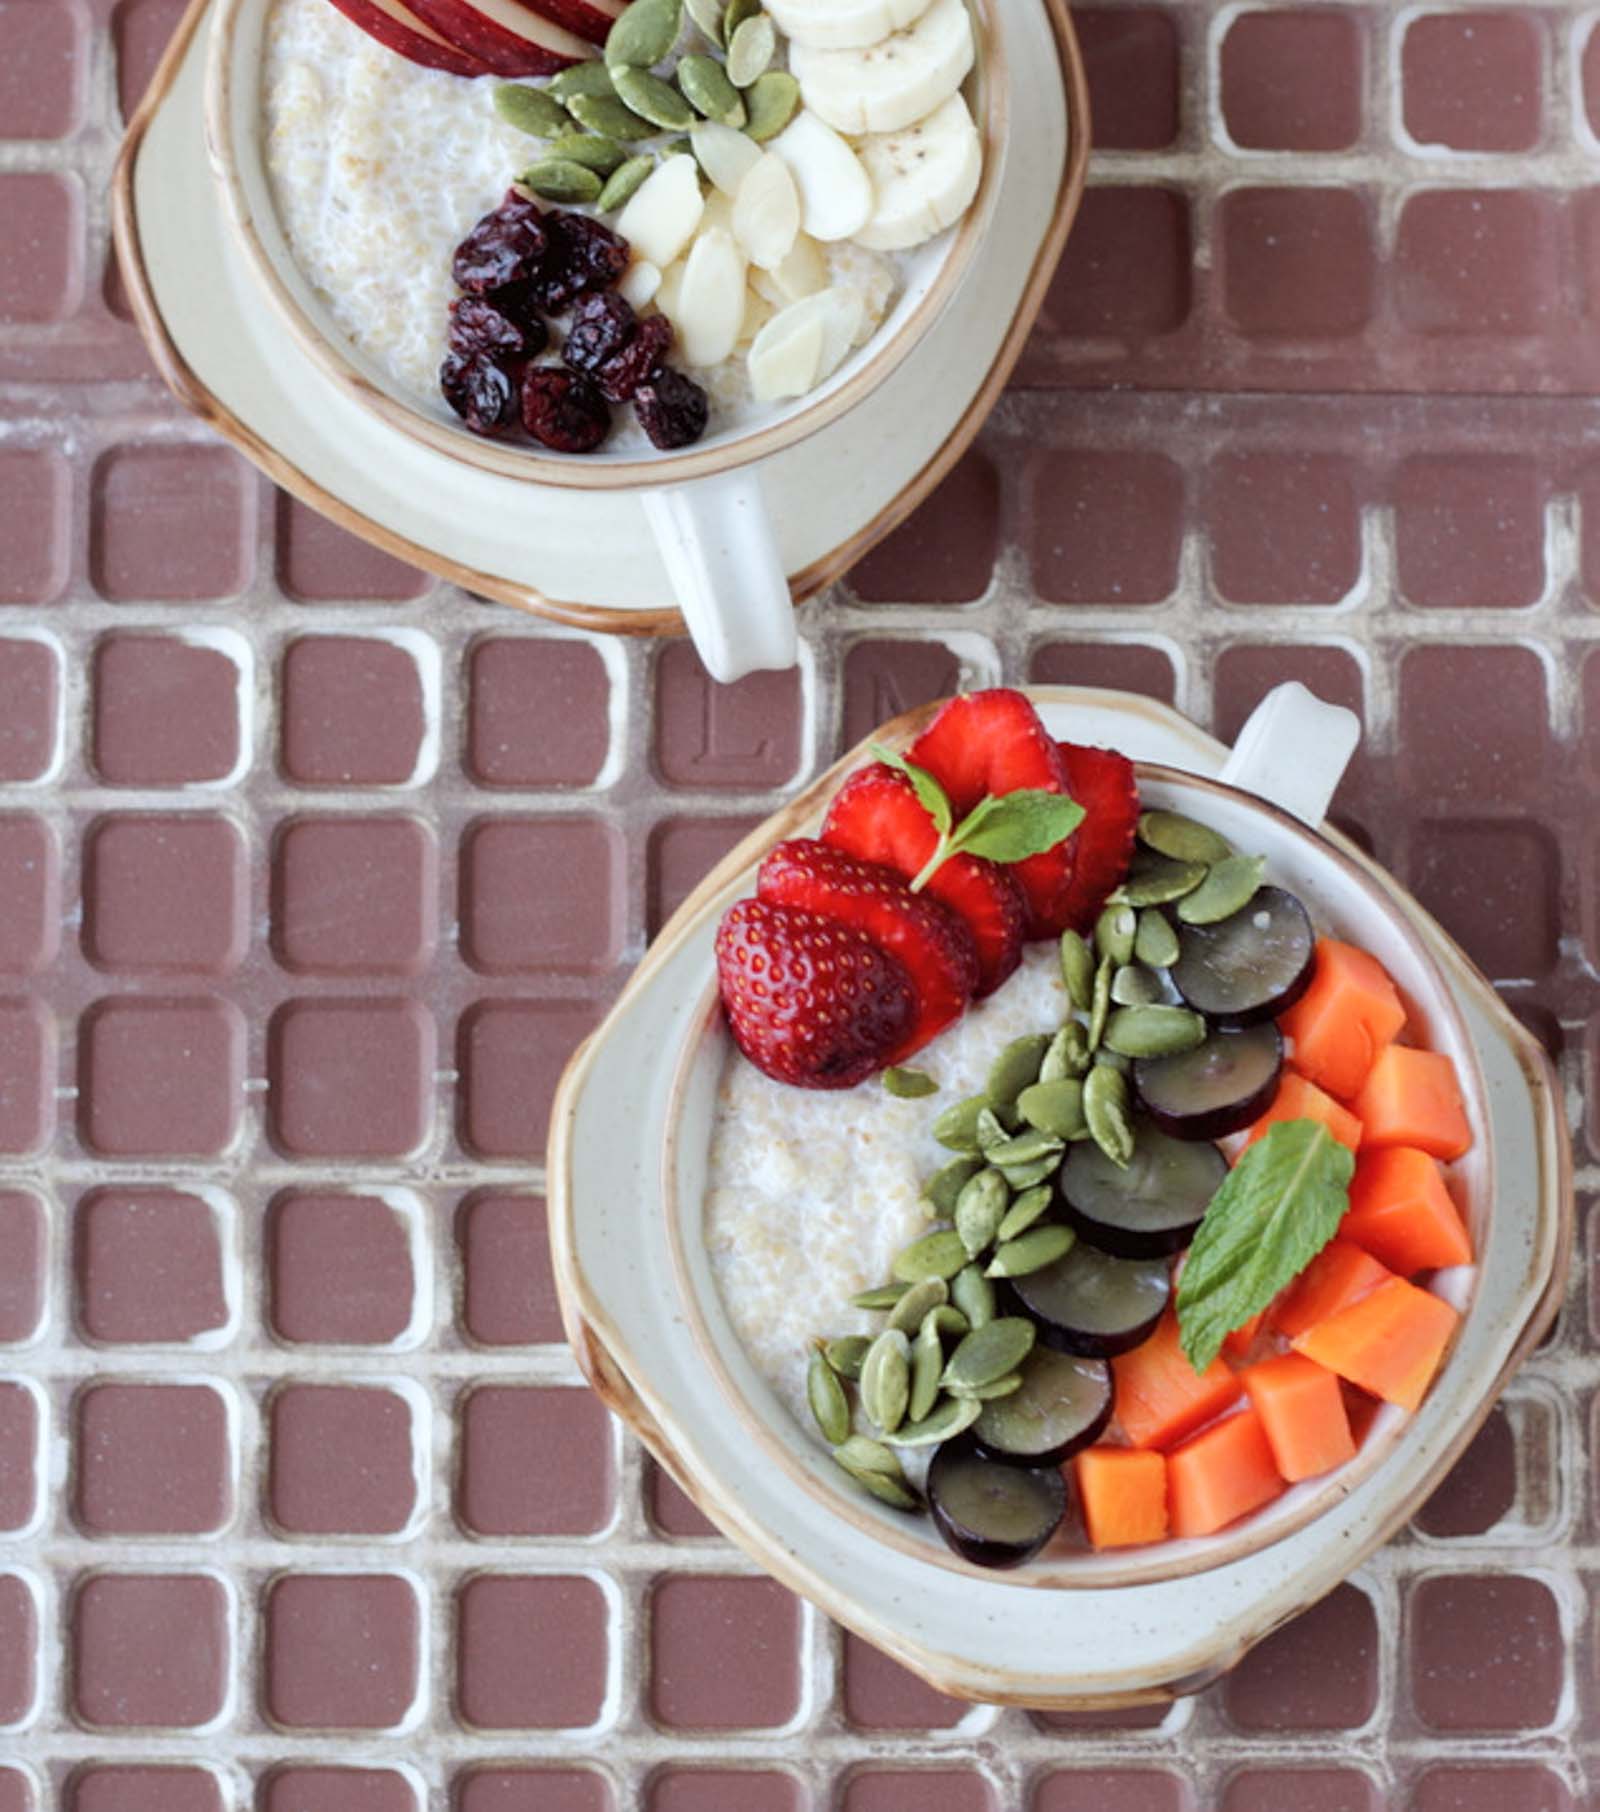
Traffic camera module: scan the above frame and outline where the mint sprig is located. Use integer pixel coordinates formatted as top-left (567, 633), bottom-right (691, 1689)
top-left (869, 744), bottom-right (1085, 894)
top-left (1175, 1119), bottom-right (1354, 1373)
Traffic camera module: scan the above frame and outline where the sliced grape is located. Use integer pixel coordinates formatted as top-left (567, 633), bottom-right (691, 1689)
top-left (1060, 1120), bottom-right (1227, 1258)
top-left (1006, 1242), bottom-right (1170, 1358)
top-left (1169, 886), bottom-right (1315, 1029)
top-left (971, 1346), bottom-right (1113, 1468)
top-left (927, 1436), bottom-right (1066, 1569)
top-left (1133, 1022), bottom-right (1284, 1141)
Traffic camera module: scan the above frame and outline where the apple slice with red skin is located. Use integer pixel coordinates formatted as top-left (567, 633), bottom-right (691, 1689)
top-left (323, 0), bottom-right (496, 75)
top-left (509, 0), bottom-right (622, 48)
top-left (407, 0), bottom-right (591, 74)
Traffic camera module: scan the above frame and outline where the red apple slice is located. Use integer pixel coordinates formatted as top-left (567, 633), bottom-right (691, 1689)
top-left (508, 0), bottom-right (622, 49)
top-left (408, 0), bottom-right (591, 72)
top-left (322, 0), bottom-right (496, 75)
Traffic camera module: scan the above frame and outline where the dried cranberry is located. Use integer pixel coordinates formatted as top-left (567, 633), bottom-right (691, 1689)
top-left (449, 293), bottom-right (549, 360)
top-left (521, 367), bottom-right (611, 453)
top-left (594, 312), bottom-right (674, 403)
top-left (634, 366), bottom-right (709, 450)
top-left (452, 195), bottom-right (547, 295)
top-left (563, 291), bottom-right (636, 375)
top-left (439, 352), bottom-right (520, 435)
top-left (531, 211), bottom-right (630, 311)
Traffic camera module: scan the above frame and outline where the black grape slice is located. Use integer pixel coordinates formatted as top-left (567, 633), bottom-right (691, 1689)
top-left (1006, 1242), bottom-right (1171, 1358)
top-left (971, 1347), bottom-right (1113, 1468)
top-left (1134, 1022), bottom-right (1284, 1141)
top-left (1170, 886), bottom-right (1315, 1029)
top-left (928, 1437), bottom-right (1067, 1568)
top-left (1060, 1121), bottom-right (1227, 1259)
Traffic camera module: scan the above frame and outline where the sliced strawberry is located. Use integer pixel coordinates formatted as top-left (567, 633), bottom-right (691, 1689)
top-left (1055, 741), bottom-right (1140, 932)
top-left (715, 899), bottom-right (915, 1090)
top-left (905, 689), bottom-right (1077, 936)
top-left (757, 839), bottom-right (978, 1061)
top-left (820, 763), bottom-right (1025, 997)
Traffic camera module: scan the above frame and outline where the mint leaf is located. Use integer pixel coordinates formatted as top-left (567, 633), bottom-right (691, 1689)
top-left (1175, 1119), bottom-right (1354, 1373)
top-left (947, 789), bottom-right (1085, 865)
top-left (869, 743), bottom-right (953, 837)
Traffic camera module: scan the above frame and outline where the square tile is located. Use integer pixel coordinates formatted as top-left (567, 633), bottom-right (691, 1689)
top-left (0, 1771), bottom-right (28, 1812)
top-left (0, 451), bottom-right (69, 605)
top-left (265, 1574), bottom-right (419, 1730)
top-left (272, 816), bottom-right (437, 977)
top-left (456, 1771), bottom-right (612, 1812)
top-left (0, 1192), bottom-right (45, 1345)
top-left (1395, 191), bottom-right (1560, 337)
top-left (848, 450), bottom-right (1001, 603)
top-left (1205, 453), bottom-right (1362, 604)
top-left (276, 496), bottom-right (430, 602)
top-left (1220, 9), bottom-right (1363, 151)
top-left (649, 1575), bottom-right (800, 1730)
top-left (1395, 453), bottom-right (1545, 608)
top-left (840, 640), bottom-right (962, 749)
top-left (1222, 1584), bottom-right (1378, 1730)
top-left (843, 1632), bottom-right (966, 1730)
top-left (1413, 1404), bottom-right (1516, 1538)
top-left (114, 0), bottom-right (189, 120)
top-left (648, 1772), bottom-right (801, 1812)
top-left (0, 816), bottom-right (60, 976)
top-left (1399, 645), bottom-right (1551, 805)
top-left (0, 173), bottom-right (81, 324)
top-left (1038, 187), bottom-right (1192, 342)
top-left (456, 1574), bottom-right (608, 1729)
top-left (280, 636), bottom-right (427, 785)
top-left (1407, 1574), bottom-right (1563, 1730)
top-left (0, 0), bottom-right (85, 140)
top-left (0, 641), bottom-right (59, 780)
top-left (0, 1576), bottom-right (35, 1725)
top-left (458, 999), bottom-right (603, 1159)
top-left (1034, 1774), bottom-right (1187, 1812)
top-left (839, 1773), bottom-right (993, 1812)
top-left (72, 1574), bottom-right (230, 1729)
top-left (467, 638), bottom-right (611, 787)
top-left (92, 634), bottom-right (242, 786)
top-left (268, 1000), bottom-right (434, 1159)
top-left (269, 1385), bottom-right (416, 1536)
top-left (79, 997), bottom-right (243, 1158)
top-left (76, 1188), bottom-right (228, 1344)
top-left (83, 814), bottom-right (248, 975)
top-left (0, 999), bottom-right (52, 1156)
top-left (457, 1194), bottom-right (562, 1345)
top-left (460, 818), bottom-right (623, 975)
top-left (70, 1769), bottom-right (223, 1812)
top-left (1408, 1767), bottom-right (1572, 1812)
top-left (1408, 819), bottom-right (1560, 980)
top-left (457, 1387), bottom-right (614, 1536)
top-left (0, 1386), bottom-right (39, 1533)
top-left (646, 815), bottom-right (762, 937)
top-left (655, 642), bottom-right (803, 789)
top-left (90, 446), bottom-right (252, 601)
top-left (1403, 11), bottom-right (1543, 153)
top-left (1028, 450), bottom-right (1184, 603)
top-left (1222, 1772), bottom-right (1381, 1812)
top-left (269, 1193), bottom-right (415, 1345)
top-left (1028, 640), bottom-right (1176, 701)
top-left (261, 1769), bottom-right (418, 1812)
top-left (74, 1382), bottom-right (232, 1536)
top-left (646, 1459), bottom-right (718, 1538)
top-left (1219, 189), bottom-right (1375, 339)
top-left (1073, 8), bottom-right (1179, 151)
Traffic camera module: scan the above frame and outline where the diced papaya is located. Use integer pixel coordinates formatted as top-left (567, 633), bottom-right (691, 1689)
top-left (1223, 1310), bottom-right (1265, 1361)
top-left (1291, 1276), bottom-right (1459, 1411)
top-left (1167, 1408), bottom-right (1285, 1538)
top-left (1240, 1069), bottom-right (1363, 1155)
top-left (1342, 1145), bottom-right (1472, 1275)
top-left (1351, 1044), bottom-right (1472, 1161)
top-left (1269, 1239), bottom-right (1393, 1341)
top-left (1241, 1352), bottom-right (1357, 1483)
top-left (1111, 1311), bottom-right (1243, 1451)
top-left (1074, 1446), bottom-right (1169, 1550)
top-left (1280, 938), bottom-right (1407, 1102)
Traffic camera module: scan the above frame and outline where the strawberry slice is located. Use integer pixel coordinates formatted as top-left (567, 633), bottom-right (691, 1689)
top-left (905, 690), bottom-right (1077, 936)
top-left (757, 839), bottom-right (978, 1061)
top-left (715, 899), bottom-right (916, 1090)
top-left (821, 763), bottom-right (1025, 998)
top-left (1054, 741), bottom-right (1140, 932)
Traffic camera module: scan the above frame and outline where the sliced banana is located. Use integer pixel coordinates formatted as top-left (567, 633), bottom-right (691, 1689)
top-left (790, 0), bottom-right (973, 134)
top-left (748, 307), bottom-right (825, 401)
top-left (853, 90), bottom-right (981, 249)
top-left (768, 109), bottom-right (873, 241)
top-left (765, 0), bottom-right (935, 51)
top-left (615, 154), bottom-right (705, 271)
top-left (673, 227), bottom-right (749, 367)
top-left (691, 120), bottom-right (763, 197)
top-left (732, 153), bottom-right (802, 270)
top-left (618, 259), bottom-right (663, 307)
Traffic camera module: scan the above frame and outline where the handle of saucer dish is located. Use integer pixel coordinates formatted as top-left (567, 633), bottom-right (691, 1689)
top-left (1218, 682), bottom-right (1361, 828)
top-left (642, 470), bottom-right (797, 683)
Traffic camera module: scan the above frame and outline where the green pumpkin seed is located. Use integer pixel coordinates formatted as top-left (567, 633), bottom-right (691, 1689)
top-left (995, 1183), bottom-right (1052, 1243)
top-left (1039, 1020), bottom-right (1091, 1082)
top-left (1083, 1061), bottom-right (1134, 1168)
top-left (1059, 928), bottom-right (1095, 1011)
top-left (882, 1065), bottom-right (937, 1099)
top-left (1139, 808), bottom-right (1233, 866)
top-left (494, 83), bottom-right (574, 137)
top-left (986, 1127), bottom-right (1064, 1169)
top-left (954, 1166), bottom-right (1009, 1258)
top-left (807, 1346), bottom-right (850, 1444)
top-left (860, 1327), bottom-right (911, 1433)
top-left (932, 1095), bottom-right (987, 1153)
top-left (996, 1155), bottom-right (1061, 1190)
top-left (985, 1222), bottom-right (1075, 1278)
top-left (925, 1304), bottom-right (969, 1339)
top-left (726, 11), bottom-right (775, 84)
top-left (613, 64), bottom-right (696, 128)
top-left (1016, 1077), bottom-right (1085, 1142)
top-left (521, 158), bottom-right (604, 203)
top-left (685, 0), bottom-right (724, 39)
top-left (1102, 1004), bottom-right (1207, 1058)
top-left (1094, 901), bottom-right (1136, 966)
top-left (545, 131), bottom-right (627, 173)
top-left (886, 1275), bottom-right (947, 1336)
top-left (1134, 908), bottom-right (1180, 970)
top-left (606, 0), bottom-right (682, 67)
top-left (892, 1229), bottom-right (969, 1283)
top-left (823, 1334), bottom-right (871, 1380)
top-left (951, 1261), bottom-right (996, 1330)
top-left (567, 92), bottom-right (654, 139)
top-left (942, 1316), bottom-right (1036, 1391)
top-left (946, 1371), bottom-right (1024, 1401)
top-left (922, 1153), bottom-right (983, 1215)
top-left (850, 1282), bottom-right (906, 1311)
top-left (987, 1033), bottom-right (1051, 1114)
top-left (975, 1106), bottom-right (1010, 1152)
top-left (1094, 1047), bottom-right (1130, 1075)
top-left (548, 60), bottom-right (618, 99)
top-left (723, 0), bottom-right (761, 35)
top-left (1117, 852), bottom-right (1206, 908)
top-left (1088, 953), bottom-right (1112, 1051)
top-left (741, 68), bottom-right (799, 139)
top-left (909, 1314), bottom-right (944, 1422)
top-left (677, 51), bottom-right (746, 123)
top-left (833, 1433), bottom-right (900, 1476)
top-left (886, 1391), bottom-right (981, 1446)
top-left (851, 1469), bottom-right (923, 1510)
top-left (596, 153), bottom-right (655, 210)
top-left (1110, 963), bottom-right (1163, 1007)
top-left (1176, 853), bottom-right (1267, 925)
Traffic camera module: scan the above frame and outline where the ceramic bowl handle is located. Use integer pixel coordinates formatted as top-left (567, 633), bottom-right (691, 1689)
top-left (642, 471), bottom-right (798, 683)
top-left (1218, 682), bottom-right (1361, 828)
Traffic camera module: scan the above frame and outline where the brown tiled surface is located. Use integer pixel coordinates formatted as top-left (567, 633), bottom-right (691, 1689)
top-left (4, 0), bottom-right (1600, 1806)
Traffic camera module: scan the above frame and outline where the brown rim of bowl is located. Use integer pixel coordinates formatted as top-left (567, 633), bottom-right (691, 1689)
top-left (658, 761), bottom-right (1496, 1591)
top-left (203, 0), bottom-right (1010, 491)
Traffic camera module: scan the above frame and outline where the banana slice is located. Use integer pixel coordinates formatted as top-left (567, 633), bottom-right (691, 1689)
top-left (615, 155), bottom-right (705, 271)
top-left (768, 110), bottom-right (873, 241)
top-left (790, 0), bottom-right (973, 135)
top-left (673, 227), bottom-right (748, 367)
top-left (733, 153), bottom-right (802, 270)
top-left (749, 307), bottom-right (825, 401)
top-left (853, 90), bottom-right (981, 249)
top-left (765, 0), bottom-right (935, 52)
top-left (691, 121), bottom-right (763, 198)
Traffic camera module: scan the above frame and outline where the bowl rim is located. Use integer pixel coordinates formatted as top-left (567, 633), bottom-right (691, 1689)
top-left (202, 0), bottom-right (1010, 490)
top-left (660, 756), bottom-right (1495, 1589)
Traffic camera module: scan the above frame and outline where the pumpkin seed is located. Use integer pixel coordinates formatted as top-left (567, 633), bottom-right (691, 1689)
top-left (807, 1346), bottom-right (850, 1444)
top-left (986, 1127), bottom-right (1064, 1169)
top-left (975, 1106), bottom-right (1010, 1152)
top-left (547, 131), bottom-right (628, 173)
top-left (925, 1304), bottom-right (969, 1339)
top-left (1039, 1020), bottom-right (1091, 1082)
top-left (685, 0), bottom-right (724, 40)
top-left (985, 1221), bottom-right (1075, 1278)
top-left (850, 1468), bottom-right (922, 1509)
top-left (1134, 908), bottom-right (1180, 970)
top-left (922, 1152), bottom-right (983, 1215)
top-left (726, 10), bottom-right (775, 83)
top-left (942, 1316), bottom-right (1036, 1391)
top-left (521, 158), bottom-right (604, 203)
top-left (1094, 1047), bottom-right (1130, 1075)
top-left (549, 60), bottom-right (618, 99)
top-left (606, 0), bottom-right (682, 67)
top-left (1139, 808), bottom-right (1233, 866)
top-left (1110, 963), bottom-right (1163, 1007)
top-left (1083, 1061), bottom-right (1134, 1168)
top-left (1059, 928), bottom-right (1095, 1011)
top-left (850, 1282), bottom-right (906, 1311)
top-left (1016, 1077), bottom-right (1085, 1142)
top-left (677, 51), bottom-right (746, 124)
top-left (987, 1033), bottom-right (1051, 1114)
top-left (494, 83), bottom-right (574, 137)
top-left (1102, 1004), bottom-right (1206, 1058)
top-left (1094, 901), bottom-right (1136, 966)
top-left (568, 92), bottom-right (654, 139)
top-left (892, 1229), bottom-right (969, 1283)
top-left (833, 1433), bottom-right (900, 1476)
top-left (994, 1183), bottom-right (1052, 1243)
top-left (954, 1166), bottom-right (1009, 1257)
top-left (741, 69), bottom-right (799, 139)
top-left (1176, 853), bottom-right (1267, 925)
top-left (931, 1095), bottom-right (987, 1153)
top-left (886, 1275), bottom-right (948, 1335)
top-left (886, 1391), bottom-right (981, 1446)
top-left (823, 1334), bottom-right (871, 1380)
top-left (996, 1155), bottom-right (1061, 1190)
top-left (614, 65), bottom-right (696, 128)
top-left (861, 1327), bottom-right (911, 1433)
top-left (1087, 953), bottom-right (1112, 1051)
top-left (881, 1064), bottom-right (937, 1099)
top-left (951, 1261), bottom-right (996, 1330)
top-left (946, 1371), bottom-right (1024, 1401)
top-left (1117, 852), bottom-right (1206, 907)
top-left (909, 1313), bottom-right (944, 1421)
top-left (724, 0), bottom-right (761, 31)
top-left (596, 154), bottom-right (655, 210)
